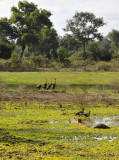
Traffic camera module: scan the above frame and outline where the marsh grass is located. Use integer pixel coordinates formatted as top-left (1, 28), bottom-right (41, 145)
top-left (0, 72), bottom-right (119, 159)
top-left (0, 102), bottom-right (119, 159)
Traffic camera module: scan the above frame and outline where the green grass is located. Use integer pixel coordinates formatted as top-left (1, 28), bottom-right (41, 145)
top-left (0, 72), bottom-right (119, 93)
top-left (0, 102), bottom-right (119, 159)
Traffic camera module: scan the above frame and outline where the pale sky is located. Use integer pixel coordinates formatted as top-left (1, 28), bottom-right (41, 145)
top-left (0, 0), bottom-right (119, 36)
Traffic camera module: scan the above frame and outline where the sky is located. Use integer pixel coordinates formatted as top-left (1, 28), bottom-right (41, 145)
top-left (0, 0), bottom-right (119, 36)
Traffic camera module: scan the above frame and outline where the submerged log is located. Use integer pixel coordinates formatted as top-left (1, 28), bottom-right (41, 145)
top-left (69, 117), bottom-right (82, 125)
top-left (93, 123), bottom-right (110, 129)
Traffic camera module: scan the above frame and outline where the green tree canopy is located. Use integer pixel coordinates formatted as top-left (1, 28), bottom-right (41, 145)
top-left (108, 29), bottom-right (119, 50)
top-left (37, 28), bottom-right (59, 59)
top-left (86, 39), bottom-right (112, 61)
top-left (59, 34), bottom-right (80, 51)
top-left (64, 11), bottom-right (105, 59)
top-left (0, 0), bottom-right (52, 58)
top-left (0, 41), bottom-right (14, 59)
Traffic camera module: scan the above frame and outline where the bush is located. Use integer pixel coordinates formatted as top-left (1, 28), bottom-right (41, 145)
top-left (86, 41), bottom-right (112, 61)
top-left (5, 57), bottom-right (22, 68)
top-left (31, 55), bottom-right (48, 67)
top-left (57, 47), bottom-right (70, 62)
top-left (0, 59), bottom-right (7, 71)
top-left (96, 61), bottom-right (112, 71)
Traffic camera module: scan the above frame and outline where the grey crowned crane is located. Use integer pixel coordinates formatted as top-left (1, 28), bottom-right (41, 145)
top-left (47, 81), bottom-right (52, 90)
top-left (83, 111), bottom-right (91, 117)
top-left (52, 78), bottom-right (56, 89)
top-left (75, 108), bottom-right (84, 116)
top-left (37, 84), bottom-right (42, 89)
top-left (43, 79), bottom-right (47, 89)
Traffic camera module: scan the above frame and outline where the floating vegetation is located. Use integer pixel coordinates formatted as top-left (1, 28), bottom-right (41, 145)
top-left (0, 102), bottom-right (119, 159)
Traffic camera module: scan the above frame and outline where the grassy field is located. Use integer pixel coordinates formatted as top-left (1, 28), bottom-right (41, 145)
top-left (0, 72), bottom-right (119, 159)
top-left (0, 72), bottom-right (119, 92)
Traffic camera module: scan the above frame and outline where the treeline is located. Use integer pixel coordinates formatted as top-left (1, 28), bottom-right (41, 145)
top-left (0, 1), bottom-right (119, 70)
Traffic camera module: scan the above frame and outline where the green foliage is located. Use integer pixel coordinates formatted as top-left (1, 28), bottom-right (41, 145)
top-left (86, 40), bottom-right (112, 61)
top-left (86, 41), bottom-right (100, 61)
top-left (108, 29), bottom-right (119, 50)
top-left (36, 28), bottom-right (59, 59)
top-left (11, 51), bottom-right (19, 59)
top-left (64, 11), bottom-right (105, 59)
top-left (6, 57), bottom-right (22, 68)
top-left (0, 1), bottom-right (53, 58)
top-left (108, 29), bottom-right (119, 59)
top-left (57, 47), bottom-right (70, 62)
top-left (0, 18), bottom-right (17, 40)
top-left (0, 41), bottom-right (14, 59)
top-left (59, 34), bottom-right (80, 51)
top-left (96, 61), bottom-right (112, 71)
top-left (31, 55), bottom-right (48, 67)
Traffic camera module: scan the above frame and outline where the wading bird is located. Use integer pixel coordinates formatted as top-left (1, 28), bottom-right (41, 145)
top-left (36, 84), bottom-right (42, 89)
top-left (75, 108), bottom-right (84, 116)
top-left (43, 79), bottom-right (47, 89)
top-left (47, 81), bottom-right (52, 90)
top-left (52, 78), bottom-right (56, 89)
top-left (83, 111), bottom-right (91, 117)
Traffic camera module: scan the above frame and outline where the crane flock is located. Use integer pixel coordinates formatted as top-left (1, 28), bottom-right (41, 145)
top-left (37, 78), bottom-right (56, 90)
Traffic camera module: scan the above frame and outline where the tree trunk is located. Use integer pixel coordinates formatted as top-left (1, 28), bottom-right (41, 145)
top-left (83, 42), bottom-right (87, 60)
top-left (20, 45), bottom-right (25, 58)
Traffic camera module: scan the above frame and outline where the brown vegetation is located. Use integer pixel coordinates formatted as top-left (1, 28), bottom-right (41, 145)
top-left (0, 88), bottom-right (118, 105)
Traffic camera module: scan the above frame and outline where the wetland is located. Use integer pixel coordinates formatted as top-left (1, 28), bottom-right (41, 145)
top-left (0, 72), bottom-right (119, 159)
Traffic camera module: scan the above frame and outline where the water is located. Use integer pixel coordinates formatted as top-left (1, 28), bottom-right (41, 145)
top-left (94, 135), bottom-right (118, 142)
top-left (49, 120), bottom-right (69, 124)
top-left (91, 116), bottom-right (119, 126)
top-left (59, 135), bottom-right (118, 142)
top-left (49, 116), bottom-right (119, 142)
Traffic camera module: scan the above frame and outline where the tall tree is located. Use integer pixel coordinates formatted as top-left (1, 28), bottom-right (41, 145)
top-left (0, 41), bottom-right (14, 59)
top-left (108, 29), bottom-right (119, 51)
top-left (37, 28), bottom-right (59, 59)
top-left (0, 1), bottom-right (52, 58)
top-left (0, 20), bottom-right (15, 59)
top-left (64, 11), bottom-right (105, 59)
top-left (59, 34), bottom-right (80, 51)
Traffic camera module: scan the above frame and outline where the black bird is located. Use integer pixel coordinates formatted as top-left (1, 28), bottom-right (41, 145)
top-left (37, 84), bottom-right (42, 89)
top-left (43, 79), bottom-right (47, 89)
top-left (78, 119), bottom-right (82, 123)
top-left (52, 78), bottom-right (56, 89)
top-left (75, 108), bottom-right (84, 116)
top-left (47, 81), bottom-right (52, 90)
top-left (83, 111), bottom-right (91, 117)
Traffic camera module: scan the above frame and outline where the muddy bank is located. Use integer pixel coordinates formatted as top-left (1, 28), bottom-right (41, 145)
top-left (0, 89), bottom-right (118, 104)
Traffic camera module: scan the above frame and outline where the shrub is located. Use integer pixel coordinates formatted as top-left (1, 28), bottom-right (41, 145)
top-left (57, 47), bottom-right (70, 62)
top-left (96, 61), bottom-right (112, 71)
top-left (31, 55), bottom-right (48, 67)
